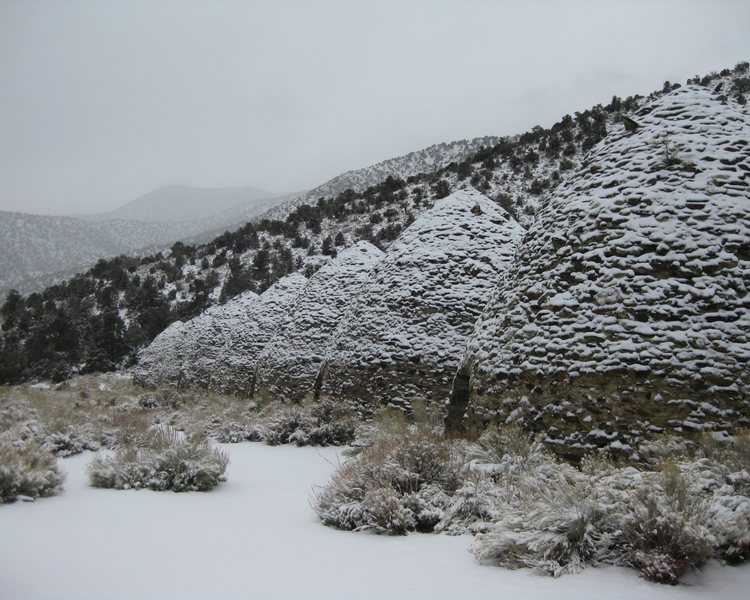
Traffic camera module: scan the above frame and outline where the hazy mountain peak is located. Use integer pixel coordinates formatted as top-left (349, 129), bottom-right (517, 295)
top-left (83, 185), bottom-right (278, 224)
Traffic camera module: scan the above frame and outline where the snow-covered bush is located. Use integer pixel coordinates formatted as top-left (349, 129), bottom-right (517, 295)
top-left (313, 429), bottom-right (462, 534)
top-left (41, 423), bottom-right (103, 457)
top-left (675, 455), bottom-right (750, 564)
top-left (263, 399), bottom-right (358, 446)
top-left (472, 447), bottom-right (747, 584)
top-left (205, 415), bottom-right (263, 443)
top-left (0, 441), bottom-right (65, 503)
top-left (87, 429), bottom-right (228, 492)
top-left (637, 435), bottom-right (693, 467)
top-left (709, 488), bottom-right (750, 563)
top-left (434, 470), bottom-right (501, 534)
top-left (610, 463), bottom-right (715, 584)
top-left (473, 465), bottom-right (605, 577)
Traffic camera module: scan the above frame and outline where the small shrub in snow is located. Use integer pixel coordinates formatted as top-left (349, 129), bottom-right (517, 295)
top-left (473, 467), bottom-right (605, 577)
top-left (313, 429), bottom-right (461, 534)
top-left (611, 463), bottom-right (715, 584)
top-left (87, 429), bottom-right (228, 492)
top-left (206, 416), bottom-right (263, 443)
top-left (471, 423), bottom-right (538, 465)
top-left (361, 484), bottom-right (416, 534)
top-left (41, 423), bottom-right (102, 457)
top-left (0, 441), bottom-right (65, 503)
top-left (698, 432), bottom-right (750, 490)
top-left (263, 399), bottom-right (358, 447)
top-left (675, 456), bottom-right (750, 564)
top-left (435, 471), bottom-right (501, 534)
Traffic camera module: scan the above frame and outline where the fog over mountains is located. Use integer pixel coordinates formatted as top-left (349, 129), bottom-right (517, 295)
top-left (0, 138), bottom-right (499, 296)
top-left (79, 185), bottom-right (278, 223)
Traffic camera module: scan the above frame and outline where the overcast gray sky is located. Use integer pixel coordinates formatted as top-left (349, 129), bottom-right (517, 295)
top-left (1, 0), bottom-right (749, 215)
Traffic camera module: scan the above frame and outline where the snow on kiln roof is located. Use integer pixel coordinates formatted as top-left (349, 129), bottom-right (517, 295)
top-left (318, 187), bottom-right (525, 410)
top-left (453, 85), bottom-right (750, 454)
top-left (216, 272), bottom-right (307, 395)
top-left (133, 273), bottom-right (307, 395)
top-left (254, 241), bottom-right (384, 403)
top-left (132, 319), bottom-right (189, 389)
top-left (133, 289), bottom-right (260, 391)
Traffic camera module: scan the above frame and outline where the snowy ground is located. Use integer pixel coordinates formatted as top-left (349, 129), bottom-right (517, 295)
top-left (1, 443), bottom-right (749, 600)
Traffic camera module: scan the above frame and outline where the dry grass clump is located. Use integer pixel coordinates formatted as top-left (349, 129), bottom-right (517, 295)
top-left (87, 428), bottom-right (228, 492)
top-left (0, 441), bottom-right (65, 503)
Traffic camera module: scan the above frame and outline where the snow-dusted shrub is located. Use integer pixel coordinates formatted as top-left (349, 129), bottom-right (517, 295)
top-left (136, 388), bottom-right (186, 410)
top-left (471, 423), bottom-right (538, 465)
top-left (473, 466), bottom-right (605, 577)
top-left (0, 441), bottom-right (65, 503)
top-left (313, 429), bottom-right (462, 534)
top-left (361, 484), bottom-right (416, 534)
top-left (41, 423), bottom-right (103, 457)
top-left (473, 452), bottom-right (730, 584)
top-left (0, 398), bottom-right (45, 446)
top-left (468, 425), bottom-right (560, 491)
top-left (87, 429), bottom-right (228, 492)
top-left (263, 399), bottom-right (358, 447)
top-left (675, 456), bottom-right (750, 564)
top-left (611, 463), bottom-right (715, 584)
top-left (434, 425), bottom-right (561, 536)
top-left (709, 490), bottom-right (750, 563)
top-left (206, 416), bottom-right (263, 443)
top-left (698, 432), bottom-right (750, 490)
top-left (435, 470), bottom-right (501, 534)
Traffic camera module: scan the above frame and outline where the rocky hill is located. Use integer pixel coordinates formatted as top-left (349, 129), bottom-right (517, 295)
top-left (254, 242), bottom-right (384, 403)
top-left (317, 188), bottom-right (524, 410)
top-left (448, 85), bottom-right (750, 456)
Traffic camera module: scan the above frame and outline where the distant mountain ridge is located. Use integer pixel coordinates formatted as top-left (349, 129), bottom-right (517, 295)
top-left (0, 187), bottom-right (296, 295)
top-left (1, 137), bottom-right (502, 296)
top-left (81, 185), bottom-right (280, 223)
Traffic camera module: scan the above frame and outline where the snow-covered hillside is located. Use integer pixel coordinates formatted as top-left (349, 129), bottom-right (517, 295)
top-left (263, 136), bottom-right (501, 221)
top-left (318, 188), bottom-right (524, 410)
top-left (452, 85), bottom-right (750, 454)
top-left (3, 63), bottom-right (748, 386)
top-left (1, 188), bottom-right (294, 296)
top-left (0, 211), bottom-right (185, 295)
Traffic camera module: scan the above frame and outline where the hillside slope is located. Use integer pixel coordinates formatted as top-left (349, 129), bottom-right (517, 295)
top-left (263, 136), bottom-right (501, 221)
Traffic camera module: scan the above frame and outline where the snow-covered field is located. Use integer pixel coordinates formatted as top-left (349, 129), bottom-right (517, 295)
top-left (1, 443), bottom-right (748, 600)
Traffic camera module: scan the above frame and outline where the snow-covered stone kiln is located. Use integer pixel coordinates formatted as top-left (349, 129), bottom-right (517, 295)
top-left (253, 242), bottom-right (384, 402)
top-left (134, 273), bottom-right (306, 394)
top-left (449, 86), bottom-right (750, 455)
top-left (317, 187), bottom-right (524, 410)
